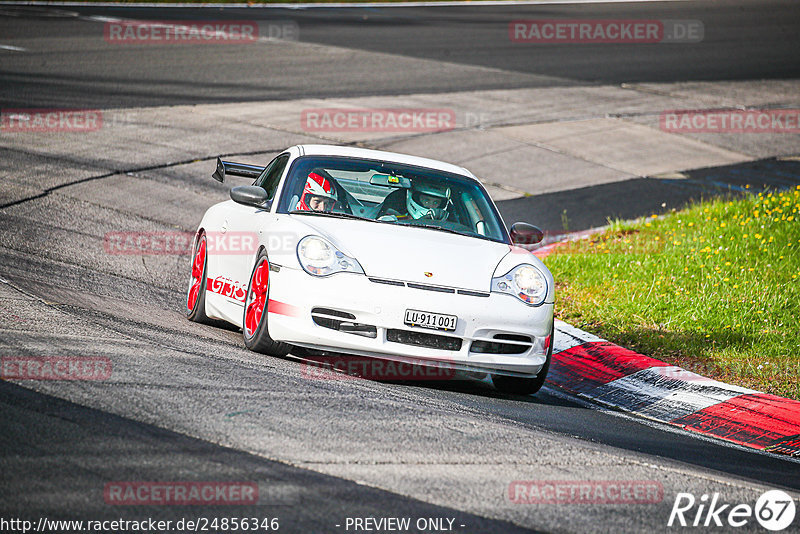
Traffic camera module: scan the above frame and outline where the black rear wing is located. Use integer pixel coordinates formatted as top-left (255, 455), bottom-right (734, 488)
top-left (212, 157), bottom-right (265, 183)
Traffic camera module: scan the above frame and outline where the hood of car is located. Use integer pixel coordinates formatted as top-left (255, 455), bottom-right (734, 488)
top-left (294, 216), bottom-right (512, 291)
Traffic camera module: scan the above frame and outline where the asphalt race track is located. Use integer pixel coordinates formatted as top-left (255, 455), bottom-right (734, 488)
top-left (1, 1), bottom-right (800, 533)
top-left (2, 0), bottom-right (800, 108)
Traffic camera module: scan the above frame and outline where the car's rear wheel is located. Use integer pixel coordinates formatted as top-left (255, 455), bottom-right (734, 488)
top-left (492, 323), bottom-right (554, 395)
top-left (243, 250), bottom-right (291, 356)
top-left (186, 232), bottom-right (211, 323)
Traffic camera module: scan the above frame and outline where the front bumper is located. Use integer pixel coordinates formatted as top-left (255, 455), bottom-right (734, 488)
top-left (266, 266), bottom-right (554, 378)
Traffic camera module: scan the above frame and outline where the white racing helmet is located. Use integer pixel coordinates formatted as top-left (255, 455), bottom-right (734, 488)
top-left (407, 181), bottom-right (451, 220)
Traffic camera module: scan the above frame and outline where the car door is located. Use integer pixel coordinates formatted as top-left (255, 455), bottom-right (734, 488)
top-left (206, 154), bottom-right (291, 324)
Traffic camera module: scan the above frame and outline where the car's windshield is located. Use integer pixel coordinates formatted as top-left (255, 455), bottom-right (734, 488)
top-left (277, 156), bottom-right (509, 243)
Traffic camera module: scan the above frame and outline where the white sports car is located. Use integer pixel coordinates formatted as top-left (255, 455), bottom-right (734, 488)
top-left (187, 144), bottom-right (554, 394)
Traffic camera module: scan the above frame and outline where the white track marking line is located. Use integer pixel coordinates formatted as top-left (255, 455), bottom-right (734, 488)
top-left (553, 318), bottom-right (604, 352)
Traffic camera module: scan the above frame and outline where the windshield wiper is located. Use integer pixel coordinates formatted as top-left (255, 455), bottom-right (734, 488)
top-left (289, 211), bottom-right (482, 239)
top-left (289, 210), bottom-right (372, 222)
top-left (396, 222), bottom-right (468, 238)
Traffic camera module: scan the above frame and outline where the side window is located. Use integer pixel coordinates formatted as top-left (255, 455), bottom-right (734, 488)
top-left (255, 154), bottom-right (290, 199)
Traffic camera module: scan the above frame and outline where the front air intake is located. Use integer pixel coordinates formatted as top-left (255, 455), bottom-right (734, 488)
top-left (311, 308), bottom-right (376, 338)
top-left (386, 329), bottom-right (462, 351)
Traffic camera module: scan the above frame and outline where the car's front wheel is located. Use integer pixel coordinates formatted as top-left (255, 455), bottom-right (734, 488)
top-left (492, 323), bottom-right (554, 395)
top-left (243, 250), bottom-right (291, 356)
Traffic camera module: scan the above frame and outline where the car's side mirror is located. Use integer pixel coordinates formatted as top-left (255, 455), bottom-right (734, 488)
top-left (510, 222), bottom-right (544, 245)
top-left (230, 185), bottom-right (270, 209)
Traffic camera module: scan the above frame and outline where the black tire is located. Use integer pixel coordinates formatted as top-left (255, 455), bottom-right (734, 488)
top-left (186, 232), bottom-right (212, 324)
top-left (242, 249), bottom-right (291, 356)
top-left (492, 322), bottom-right (554, 395)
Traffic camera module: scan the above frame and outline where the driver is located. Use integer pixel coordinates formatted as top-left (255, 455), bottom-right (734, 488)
top-left (296, 169), bottom-right (338, 212)
top-left (406, 181), bottom-right (451, 220)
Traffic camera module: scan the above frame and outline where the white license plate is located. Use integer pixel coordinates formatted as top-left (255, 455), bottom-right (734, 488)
top-left (404, 309), bottom-right (457, 332)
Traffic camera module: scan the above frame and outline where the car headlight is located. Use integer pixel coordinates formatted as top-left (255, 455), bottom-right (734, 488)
top-left (491, 264), bottom-right (548, 306)
top-left (297, 236), bottom-right (364, 277)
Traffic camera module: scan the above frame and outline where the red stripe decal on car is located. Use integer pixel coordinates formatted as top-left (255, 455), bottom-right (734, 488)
top-left (267, 299), bottom-right (299, 317)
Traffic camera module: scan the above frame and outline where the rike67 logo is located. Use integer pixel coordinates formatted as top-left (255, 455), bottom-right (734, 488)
top-left (668, 490), bottom-right (796, 531)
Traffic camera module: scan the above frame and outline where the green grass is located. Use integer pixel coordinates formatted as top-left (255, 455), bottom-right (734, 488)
top-left (543, 186), bottom-right (800, 400)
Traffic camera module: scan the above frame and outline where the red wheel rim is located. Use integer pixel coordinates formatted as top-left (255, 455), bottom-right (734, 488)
top-left (245, 258), bottom-right (269, 338)
top-left (187, 236), bottom-right (206, 311)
